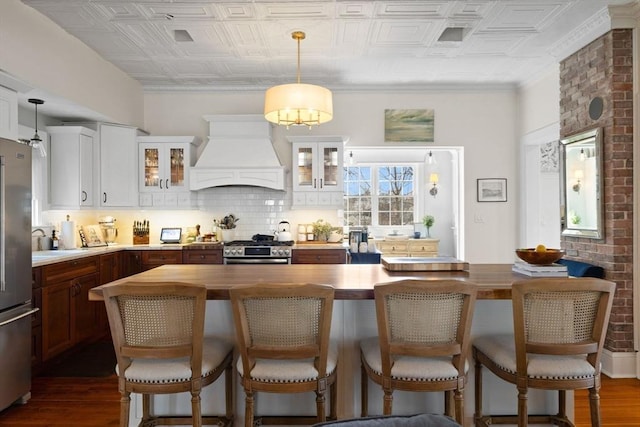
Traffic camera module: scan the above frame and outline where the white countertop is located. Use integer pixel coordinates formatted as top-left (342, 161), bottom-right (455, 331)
top-left (32, 242), bottom-right (346, 267)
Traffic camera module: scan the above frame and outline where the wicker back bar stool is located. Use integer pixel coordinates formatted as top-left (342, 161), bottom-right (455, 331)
top-left (229, 283), bottom-right (337, 427)
top-left (473, 278), bottom-right (616, 427)
top-left (102, 281), bottom-right (234, 427)
top-left (360, 279), bottom-right (477, 425)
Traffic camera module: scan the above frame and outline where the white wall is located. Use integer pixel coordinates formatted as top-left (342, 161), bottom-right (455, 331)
top-left (144, 88), bottom-right (519, 263)
top-left (0, 0), bottom-right (144, 127)
top-left (516, 68), bottom-right (562, 249)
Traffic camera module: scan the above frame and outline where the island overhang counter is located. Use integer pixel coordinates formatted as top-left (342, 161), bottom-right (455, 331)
top-left (89, 263), bottom-right (564, 426)
top-left (89, 263), bottom-right (522, 302)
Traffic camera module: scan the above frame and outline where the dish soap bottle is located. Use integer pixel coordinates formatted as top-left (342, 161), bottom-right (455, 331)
top-left (51, 230), bottom-right (59, 250)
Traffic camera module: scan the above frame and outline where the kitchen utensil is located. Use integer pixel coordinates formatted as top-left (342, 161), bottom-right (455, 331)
top-left (275, 221), bottom-right (292, 241)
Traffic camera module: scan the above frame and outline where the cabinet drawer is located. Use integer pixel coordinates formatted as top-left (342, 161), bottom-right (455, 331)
top-left (292, 249), bottom-right (346, 264)
top-left (182, 250), bottom-right (223, 264)
top-left (407, 239), bottom-right (439, 257)
top-left (377, 241), bottom-right (408, 253)
top-left (42, 257), bottom-right (99, 287)
top-left (408, 243), bottom-right (438, 252)
top-left (141, 250), bottom-right (183, 265)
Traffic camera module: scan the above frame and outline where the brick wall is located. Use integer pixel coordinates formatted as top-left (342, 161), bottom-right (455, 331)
top-left (559, 29), bottom-right (634, 352)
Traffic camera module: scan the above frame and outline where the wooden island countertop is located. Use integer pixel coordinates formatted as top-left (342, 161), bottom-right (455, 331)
top-left (90, 263), bottom-right (528, 301)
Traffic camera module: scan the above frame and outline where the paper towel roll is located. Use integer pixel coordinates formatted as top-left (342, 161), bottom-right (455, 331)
top-left (61, 221), bottom-right (77, 250)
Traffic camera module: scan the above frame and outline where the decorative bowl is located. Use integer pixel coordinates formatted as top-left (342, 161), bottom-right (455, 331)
top-left (515, 248), bottom-right (565, 265)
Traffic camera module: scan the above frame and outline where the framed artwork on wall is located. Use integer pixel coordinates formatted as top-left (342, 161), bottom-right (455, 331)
top-left (477, 178), bottom-right (507, 202)
top-left (384, 109), bottom-right (434, 143)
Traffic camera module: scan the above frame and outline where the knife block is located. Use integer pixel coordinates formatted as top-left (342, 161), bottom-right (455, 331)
top-left (133, 235), bottom-right (149, 245)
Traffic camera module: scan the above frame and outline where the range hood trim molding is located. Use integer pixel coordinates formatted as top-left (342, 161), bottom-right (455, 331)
top-left (190, 166), bottom-right (286, 191)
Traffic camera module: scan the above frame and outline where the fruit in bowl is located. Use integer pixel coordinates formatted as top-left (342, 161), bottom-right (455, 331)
top-left (515, 246), bottom-right (565, 265)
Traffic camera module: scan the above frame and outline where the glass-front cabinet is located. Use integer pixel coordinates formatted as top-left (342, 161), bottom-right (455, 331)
top-left (289, 136), bottom-right (348, 209)
top-left (137, 136), bottom-right (199, 208)
top-left (141, 146), bottom-right (186, 191)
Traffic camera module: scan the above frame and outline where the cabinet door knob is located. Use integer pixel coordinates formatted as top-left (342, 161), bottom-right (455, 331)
top-left (81, 191), bottom-right (87, 202)
top-left (103, 192), bottom-right (107, 203)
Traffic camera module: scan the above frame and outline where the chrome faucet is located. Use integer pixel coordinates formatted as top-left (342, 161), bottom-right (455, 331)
top-left (32, 228), bottom-right (46, 251)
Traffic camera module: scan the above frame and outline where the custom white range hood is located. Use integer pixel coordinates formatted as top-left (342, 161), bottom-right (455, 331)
top-left (190, 115), bottom-right (286, 191)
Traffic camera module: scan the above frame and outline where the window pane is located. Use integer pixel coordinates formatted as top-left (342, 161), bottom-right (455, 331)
top-left (344, 164), bottom-right (415, 228)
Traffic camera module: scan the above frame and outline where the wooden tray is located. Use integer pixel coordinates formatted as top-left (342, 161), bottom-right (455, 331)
top-left (381, 256), bottom-right (469, 271)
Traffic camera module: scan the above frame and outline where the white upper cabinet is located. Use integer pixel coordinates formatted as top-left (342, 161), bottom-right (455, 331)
top-left (47, 126), bottom-right (96, 209)
top-left (99, 123), bottom-right (138, 207)
top-left (288, 136), bottom-right (347, 209)
top-left (0, 86), bottom-right (18, 141)
top-left (137, 136), bottom-right (199, 208)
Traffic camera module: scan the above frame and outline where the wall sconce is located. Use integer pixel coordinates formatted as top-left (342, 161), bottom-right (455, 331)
top-left (429, 173), bottom-right (439, 197)
top-left (579, 148), bottom-right (586, 162)
top-left (573, 169), bottom-right (584, 193)
top-left (349, 151), bottom-right (354, 165)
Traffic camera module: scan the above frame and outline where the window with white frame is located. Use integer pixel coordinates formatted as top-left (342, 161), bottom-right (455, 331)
top-left (344, 165), bottom-right (415, 227)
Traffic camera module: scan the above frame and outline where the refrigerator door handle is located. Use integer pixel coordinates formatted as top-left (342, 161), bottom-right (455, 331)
top-left (0, 308), bottom-right (39, 327)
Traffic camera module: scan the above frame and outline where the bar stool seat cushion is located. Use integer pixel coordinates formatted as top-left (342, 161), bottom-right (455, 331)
top-left (237, 341), bottom-right (338, 382)
top-left (360, 337), bottom-right (467, 381)
top-left (120, 337), bottom-right (234, 383)
top-left (474, 334), bottom-right (596, 379)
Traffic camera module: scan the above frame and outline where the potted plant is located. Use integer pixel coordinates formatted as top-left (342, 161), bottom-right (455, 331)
top-left (422, 215), bottom-right (435, 238)
top-left (312, 219), bottom-right (333, 242)
top-left (218, 214), bottom-right (239, 242)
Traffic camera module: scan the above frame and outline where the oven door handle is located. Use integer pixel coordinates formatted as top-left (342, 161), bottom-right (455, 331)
top-left (224, 258), bottom-right (291, 265)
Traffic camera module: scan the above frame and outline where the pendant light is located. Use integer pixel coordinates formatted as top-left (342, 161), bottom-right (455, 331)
top-left (28, 98), bottom-right (44, 147)
top-left (264, 31), bottom-right (333, 129)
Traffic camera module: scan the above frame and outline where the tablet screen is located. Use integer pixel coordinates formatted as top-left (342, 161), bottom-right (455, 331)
top-left (160, 228), bottom-right (182, 243)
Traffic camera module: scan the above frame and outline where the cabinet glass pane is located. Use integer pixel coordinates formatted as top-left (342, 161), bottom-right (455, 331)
top-left (169, 148), bottom-right (185, 187)
top-left (144, 148), bottom-right (160, 188)
top-left (297, 147), bottom-right (314, 188)
top-left (323, 146), bottom-right (339, 187)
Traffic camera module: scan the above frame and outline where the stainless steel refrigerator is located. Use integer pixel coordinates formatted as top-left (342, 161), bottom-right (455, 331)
top-left (0, 137), bottom-right (37, 411)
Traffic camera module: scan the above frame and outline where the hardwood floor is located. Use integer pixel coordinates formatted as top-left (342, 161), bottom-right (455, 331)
top-left (0, 376), bottom-right (120, 426)
top-left (575, 376), bottom-right (640, 427)
top-left (0, 373), bottom-right (637, 426)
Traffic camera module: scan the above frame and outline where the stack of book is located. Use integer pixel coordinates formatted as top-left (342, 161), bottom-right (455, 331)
top-left (512, 261), bottom-right (568, 277)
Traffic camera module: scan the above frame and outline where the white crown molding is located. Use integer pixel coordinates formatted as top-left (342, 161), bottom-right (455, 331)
top-left (143, 82), bottom-right (518, 93)
top-left (548, 7), bottom-right (612, 61)
top-left (609, 2), bottom-right (640, 29)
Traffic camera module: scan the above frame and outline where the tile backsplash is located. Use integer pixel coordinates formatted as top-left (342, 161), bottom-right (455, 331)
top-left (39, 186), bottom-right (342, 246)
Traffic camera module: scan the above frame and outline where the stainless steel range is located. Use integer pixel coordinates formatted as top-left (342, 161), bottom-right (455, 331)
top-left (223, 240), bottom-right (294, 264)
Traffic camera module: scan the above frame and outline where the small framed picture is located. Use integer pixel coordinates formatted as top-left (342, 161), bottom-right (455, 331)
top-left (477, 178), bottom-right (507, 202)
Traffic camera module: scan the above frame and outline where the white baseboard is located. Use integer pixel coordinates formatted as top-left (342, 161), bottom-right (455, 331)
top-left (601, 349), bottom-right (638, 378)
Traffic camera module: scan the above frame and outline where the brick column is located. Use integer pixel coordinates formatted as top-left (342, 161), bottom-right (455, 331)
top-left (559, 29), bottom-right (634, 352)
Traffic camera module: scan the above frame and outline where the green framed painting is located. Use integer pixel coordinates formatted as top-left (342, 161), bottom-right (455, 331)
top-left (384, 109), bottom-right (434, 143)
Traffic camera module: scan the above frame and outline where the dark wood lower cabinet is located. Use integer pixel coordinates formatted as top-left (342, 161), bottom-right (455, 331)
top-left (120, 250), bottom-right (142, 277)
top-left (182, 249), bottom-right (223, 264)
top-left (291, 249), bottom-right (347, 264)
top-left (40, 257), bottom-right (100, 362)
top-left (141, 250), bottom-right (182, 271)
